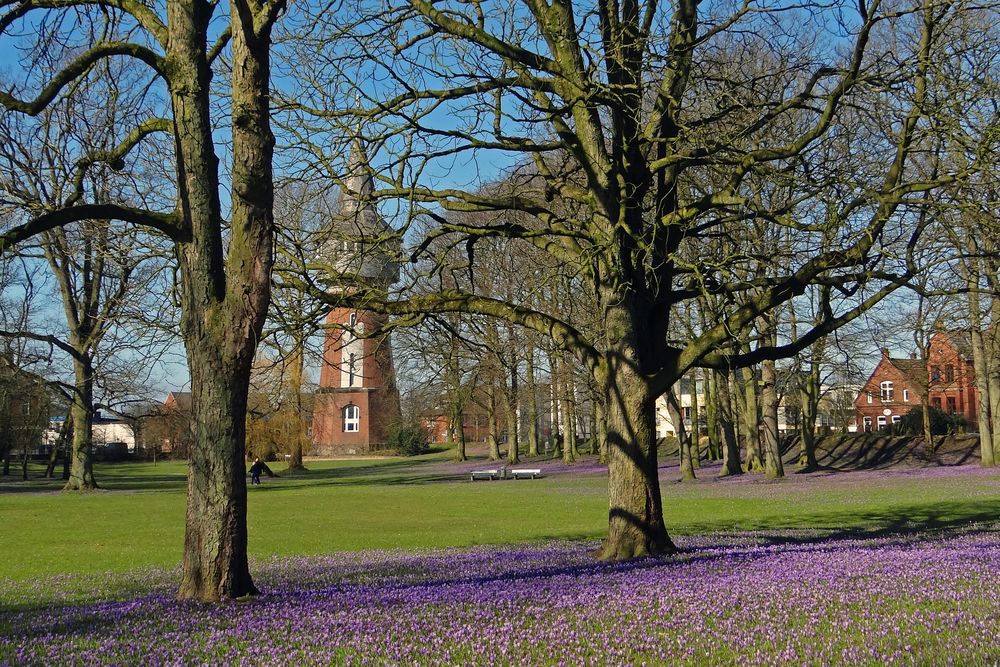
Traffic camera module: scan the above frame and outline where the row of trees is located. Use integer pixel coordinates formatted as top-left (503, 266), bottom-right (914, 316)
top-left (2, 0), bottom-right (998, 600)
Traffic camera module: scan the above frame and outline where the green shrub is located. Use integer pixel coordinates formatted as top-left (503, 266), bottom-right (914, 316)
top-left (893, 406), bottom-right (967, 436)
top-left (388, 420), bottom-right (431, 456)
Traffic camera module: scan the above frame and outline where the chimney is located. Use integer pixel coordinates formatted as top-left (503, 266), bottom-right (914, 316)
top-left (910, 352), bottom-right (917, 360)
top-left (882, 348), bottom-right (890, 358)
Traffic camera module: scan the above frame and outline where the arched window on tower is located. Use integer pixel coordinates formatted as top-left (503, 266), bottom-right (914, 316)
top-left (343, 405), bottom-right (360, 432)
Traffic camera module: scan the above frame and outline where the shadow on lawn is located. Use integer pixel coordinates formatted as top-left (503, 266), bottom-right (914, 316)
top-left (679, 497), bottom-right (1000, 547)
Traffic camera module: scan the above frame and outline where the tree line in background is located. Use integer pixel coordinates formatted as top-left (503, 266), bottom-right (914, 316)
top-left (0, 0), bottom-right (998, 599)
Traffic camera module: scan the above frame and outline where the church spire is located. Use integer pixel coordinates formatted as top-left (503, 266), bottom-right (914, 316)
top-left (340, 135), bottom-right (374, 214)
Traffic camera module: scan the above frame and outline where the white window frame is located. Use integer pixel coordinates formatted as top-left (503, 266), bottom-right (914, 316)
top-left (876, 415), bottom-right (887, 428)
top-left (866, 391), bottom-right (873, 404)
top-left (903, 389), bottom-right (909, 402)
top-left (862, 416), bottom-right (872, 432)
top-left (343, 405), bottom-right (360, 432)
top-left (880, 381), bottom-right (894, 402)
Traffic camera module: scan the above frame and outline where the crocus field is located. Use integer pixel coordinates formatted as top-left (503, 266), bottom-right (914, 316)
top-left (4, 529), bottom-right (1000, 665)
top-left (3, 455), bottom-right (1000, 665)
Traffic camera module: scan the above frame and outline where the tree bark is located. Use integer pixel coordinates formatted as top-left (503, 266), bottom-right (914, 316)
top-left (599, 358), bottom-right (675, 559)
top-left (689, 374), bottom-right (701, 468)
top-left (525, 345), bottom-right (539, 457)
top-left (760, 355), bottom-right (783, 478)
top-left (704, 367), bottom-right (720, 460)
top-left (505, 364), bottom-right (520, 464)
top-left (64, 360), bottom-right (97, 490)
top-left (667, 387), bottom-right (695, 481)
top-left (173, 1), bottom-right (274, 601)
top-left (962, 248), bottom-right (993, 464)
top-left (741, 362), bottom-right (764, 472)
top-left (718, 368), bottom-right (742, 476)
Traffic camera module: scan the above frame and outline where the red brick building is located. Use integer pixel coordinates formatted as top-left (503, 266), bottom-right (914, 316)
top-left (311, 138), bottom-right (401, 455)
top-left (855, 331), bottom-right (978, 431)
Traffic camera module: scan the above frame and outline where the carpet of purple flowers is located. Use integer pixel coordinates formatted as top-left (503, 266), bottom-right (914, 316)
top-left (4, 528), bottom-right (1000, 665)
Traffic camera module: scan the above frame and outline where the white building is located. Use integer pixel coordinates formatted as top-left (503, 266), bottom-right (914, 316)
top-left (44, 412), bottom-right (137, 453)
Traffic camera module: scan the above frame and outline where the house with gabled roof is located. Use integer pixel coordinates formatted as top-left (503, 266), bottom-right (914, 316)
top-left (854, 331), bottom-right (978, 432)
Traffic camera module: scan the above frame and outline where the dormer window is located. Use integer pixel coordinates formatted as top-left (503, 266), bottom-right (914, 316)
top-left (880, 381), bottom-right (894, 402)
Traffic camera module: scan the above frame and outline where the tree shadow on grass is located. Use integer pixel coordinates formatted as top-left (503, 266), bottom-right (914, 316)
top-left (677, 498), bottom-right (1000, 548)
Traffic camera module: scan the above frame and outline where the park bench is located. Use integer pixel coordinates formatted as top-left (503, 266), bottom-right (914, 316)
top-left (470, 469), bottom-right (500, 481)
top-left (510, 468), bottom-right (543, 480)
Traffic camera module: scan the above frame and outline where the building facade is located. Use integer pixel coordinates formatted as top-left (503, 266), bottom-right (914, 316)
top-left (854, 331), bottom-right (978, 432)
top-left (311, 138), bottom-right (401, 455)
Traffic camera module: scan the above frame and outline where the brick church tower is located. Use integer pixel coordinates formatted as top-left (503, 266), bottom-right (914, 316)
top-left (311, 138), bottom-right (401, 455)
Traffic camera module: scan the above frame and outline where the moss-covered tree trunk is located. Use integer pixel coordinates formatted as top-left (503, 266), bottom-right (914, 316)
top-left (600, 359), bottom-right (675, 559)
top-left (598, 302), bottom-right (675, 560)
top-left (173, 0), bottom-right (274, 601)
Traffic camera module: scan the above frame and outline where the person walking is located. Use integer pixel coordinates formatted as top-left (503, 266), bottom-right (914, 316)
top-left (249, 458), bottom-right (264, 486)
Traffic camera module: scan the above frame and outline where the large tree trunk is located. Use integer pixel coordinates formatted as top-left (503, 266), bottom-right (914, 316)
top-left (600, 359), bottom-right (675, 559)
top-left (64, 360), bottom-right (97, 490)
top-left (173, 3), bottom-right (274, 601)
top-left (598, 299), bottom-right (674, 560)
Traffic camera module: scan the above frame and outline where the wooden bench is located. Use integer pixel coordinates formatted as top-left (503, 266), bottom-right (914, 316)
top-left (470, 469), bottom-right (499, 481)
top-left (510, 468), bottom-right (543, 480)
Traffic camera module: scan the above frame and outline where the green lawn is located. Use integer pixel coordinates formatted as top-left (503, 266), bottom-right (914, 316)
top-left (2, 454), bottom-right (999, 582)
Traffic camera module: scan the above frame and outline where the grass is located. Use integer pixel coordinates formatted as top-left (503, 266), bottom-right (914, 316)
top-left (2, 451), bottom-right (999, 582)
top-left (4, 454), bottom-right (1000, 665)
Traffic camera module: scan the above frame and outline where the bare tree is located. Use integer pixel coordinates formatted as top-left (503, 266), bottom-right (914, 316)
top-left (281, 0), bottom-right (989, 559)
top-left (1, 0), bottom-right (284, 600)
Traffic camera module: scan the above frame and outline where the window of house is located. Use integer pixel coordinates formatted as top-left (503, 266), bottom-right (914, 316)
top-left (931, 366), bottom-right (941, 383)
top-left (343, 405), bottom-right (360, 432)
top-left (945, 365), bottom-right (955, 383)
top-left (862, 416), bottom-right (872, 432)
top-left (891, 415), bottom-right (901, 424)
top-left (946, 397), bottom-right (957, 414)
top-left (903, 389), bottom-right (909, 402)
top-left (876, 415), bottom-right (887, 429)
top-left (932, 397), bottom-right (942, 410)
top-left (880, 381), bottom-right (894, 402)
top-left (866, 391), bottom-right (873, 404)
